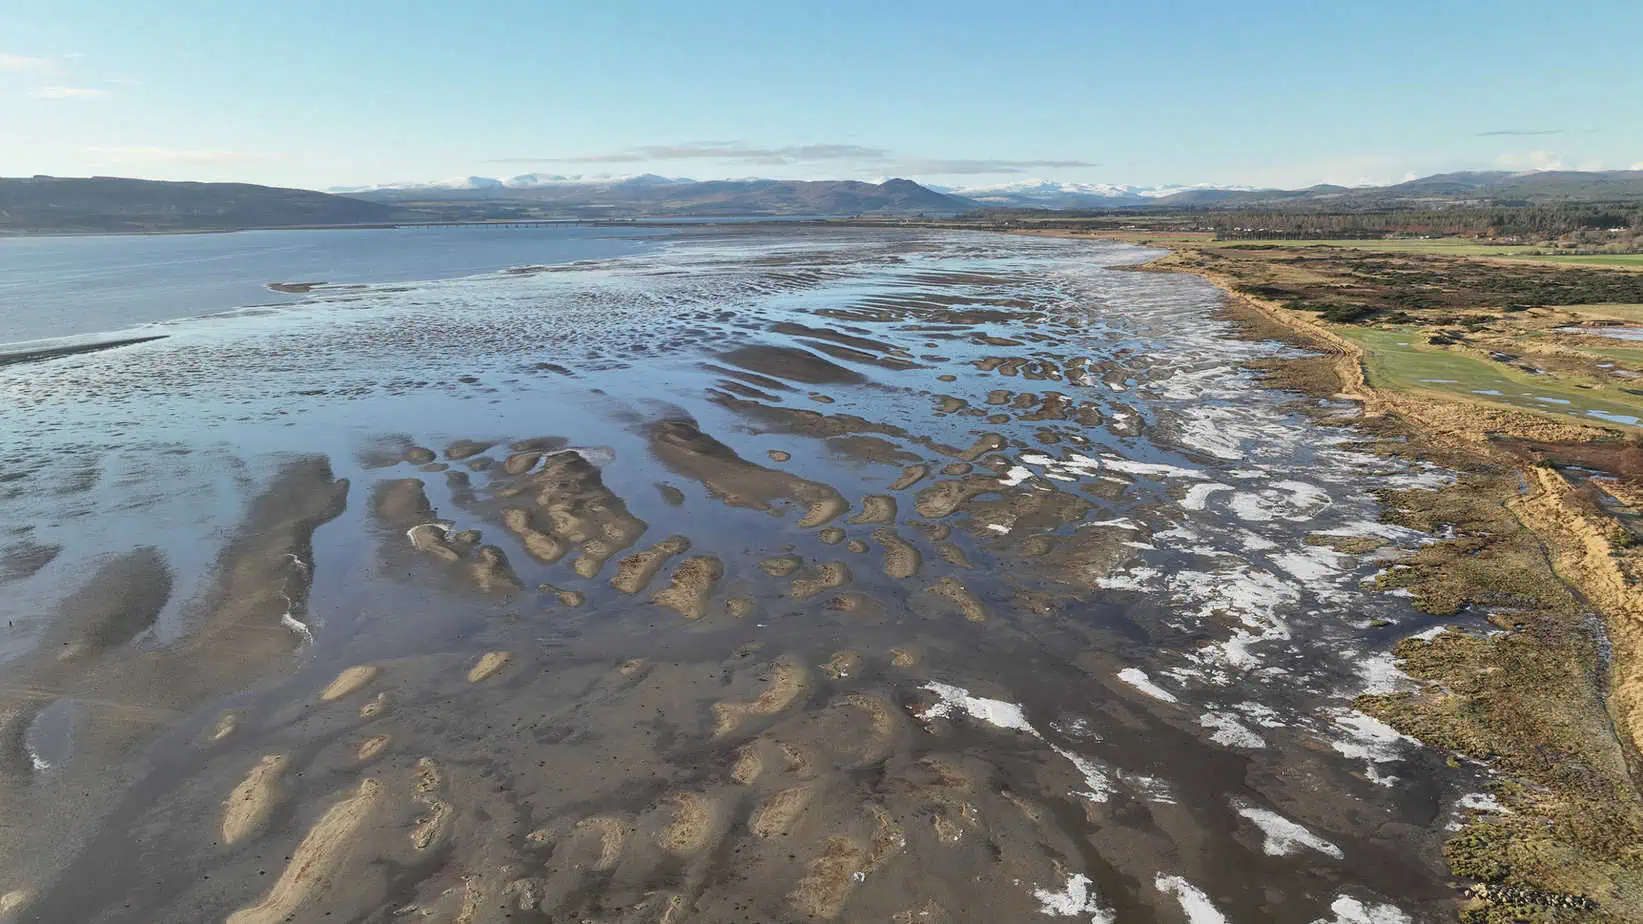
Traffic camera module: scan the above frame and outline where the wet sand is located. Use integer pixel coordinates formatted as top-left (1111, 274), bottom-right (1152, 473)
top-left (0, 226), bottom-right (1489, 922)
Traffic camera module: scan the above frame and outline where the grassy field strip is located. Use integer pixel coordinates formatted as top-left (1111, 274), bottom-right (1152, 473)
top-left (1334, 325), bottom-right (1643, 428)
top-left (1202, 238), bottom-right (1643, 268)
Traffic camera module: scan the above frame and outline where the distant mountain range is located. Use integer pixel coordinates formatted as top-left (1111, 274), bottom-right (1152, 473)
top-left (6, 169), bottom-right (1643, 234)
top-left (930, 179), bottom-right (1264, 209)
top-left (341, 175), bottom-right (972, 217)
top-left (0, 175), bottom-right (398, 233)
top-left (1136, 170), bottom-right (1643, 210)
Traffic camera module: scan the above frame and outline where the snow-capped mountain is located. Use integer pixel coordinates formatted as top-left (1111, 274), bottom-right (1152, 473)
top-left (932, 179), bottom-right (1261, 209)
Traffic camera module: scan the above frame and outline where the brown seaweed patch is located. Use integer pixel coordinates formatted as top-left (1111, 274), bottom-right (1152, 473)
top-left (872, 529), bottom-right (921, 579)
top-left (611, 535), bottom-right (691, 594)
top-left (790, 836), bottom-right (869, 919)
top-left (848, 495), bottom-right (897, 525)
top-left (935, 540), bottom-right (973, 568)
top-left (926, 578), bottom-right (986, 622)
top-left (469, 545), bottom-right (522, 593)
top-left (750, 784), bottom-right (815, 838)
top-left (650, 418), bottom-right (848, 526)
top-left (889, 464), bottom-right (929, 491)
top-left (656, 792), bottom-right (716, 854)
top-left (356, 735), bottom-right (390, 762)
top-left (759, 554), bottom-right (803, 577)
top-left (467, 651), bottom-right (512, 683)
top-left (652, 556), bottom-right (724, 619)
top-left (790, 562), bottom-right (852, 600)
top-left (224, 778), bottom-right (382, 924)
top-left (503, 508), bottom-right (567, 563)
top-left (714, 660), bottom-right (809, 736)
top-left (221, 754), bottom-right (286, 845)
top-left (914, 476), bottom-right (1002, 518)
top-left (320, 665), bottom-right (380, 702)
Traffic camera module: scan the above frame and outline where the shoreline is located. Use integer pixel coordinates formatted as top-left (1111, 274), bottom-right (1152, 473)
top-left (1044, 227), bottom-right (1643, 920)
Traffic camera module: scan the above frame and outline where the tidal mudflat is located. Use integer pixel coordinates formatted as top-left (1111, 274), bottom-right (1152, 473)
top-left (0, 226), bottom-right (1486, 922)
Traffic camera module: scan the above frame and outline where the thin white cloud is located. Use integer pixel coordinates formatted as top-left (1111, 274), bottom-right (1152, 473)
top-left (494, 142), bottom-right (1095, 174)
top-left (0, 53), bottom-right (55, 73)
top-left (1476, 129), bottom-right (1561, 137)
top-left (83, 146), bottom-right (272, 164)
top-left (29, 85), bottom-right (108, 99)
top-left (496, 141), bottom-right (891, 165)
top-left (886, 157), bottom-right (1097, 175)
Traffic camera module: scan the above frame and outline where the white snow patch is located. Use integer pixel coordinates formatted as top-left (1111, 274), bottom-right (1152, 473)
top-left (1272, 547), bottom-right (1344, 584)
top-left (1001, 465), bottom-right (1035, 487)
top-left (1124, 773), bottom-right (1177, 804)
top-left (1329, 709), bottom-right (1411, 786)
top-left (1096, 567), bottom-right (1160, 591)
top-left (1354, 651), bottom-right (1411, 695)
top-left (1101, 457), bottom-right (1207, 479)
top-left (1117, 668), bottom-right (1179, 704)
top-left (1458, 792), bottom-right (1507, 814)
top-left (1030, 873), bottom-right (1115, 922)
top-left (1234, 803), bottom-right (1343, 858)
top-left (1229, 492), bottom-right (1274, 521)
top-left (1087, 517), bottom-right (1140, 530)
top-left (1310, 896), bottom-right (1413, 924)
top-left (1052, 745), bottom-right (1114, 803)
top-left (1200, 711), bottom-right (1266, 748)
top-left (1154, 875), bottom-right (1229, 924)
top-left (1182, 482), bottom-right (1234, 511)
top-left (921, 682), bottom-right (1037, 734)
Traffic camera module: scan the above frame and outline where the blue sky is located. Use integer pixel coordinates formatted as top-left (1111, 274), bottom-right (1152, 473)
top-left (2, 0), bottom-right (1640, 191)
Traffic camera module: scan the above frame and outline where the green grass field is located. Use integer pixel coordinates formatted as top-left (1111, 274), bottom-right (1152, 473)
top-left (1208, 238), bottom-right (1530, 256)
top-left (1333, 325), bottom-right (1643, 429)
top-left (1206, 238), bottom-right (1643, 268)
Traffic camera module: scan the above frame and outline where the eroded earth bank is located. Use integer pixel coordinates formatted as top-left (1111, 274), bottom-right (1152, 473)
top-left (0, 227), bottom-right (1594, 922)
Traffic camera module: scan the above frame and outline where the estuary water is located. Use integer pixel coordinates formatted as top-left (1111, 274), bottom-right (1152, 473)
top-left (0, 225), bottom-right (1470, 923)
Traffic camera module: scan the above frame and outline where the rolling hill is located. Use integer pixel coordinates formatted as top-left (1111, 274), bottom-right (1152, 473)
top-left (0, 176), bottom-right (401, 233)
top-left (347, 176), bottom-right (974, 217)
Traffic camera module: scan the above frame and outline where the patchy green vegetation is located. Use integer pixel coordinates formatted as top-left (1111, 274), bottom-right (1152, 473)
top-left (1362, 476), bottom-right (1643, 923)
top-left (1334, 326), bottom-right (1642, 428)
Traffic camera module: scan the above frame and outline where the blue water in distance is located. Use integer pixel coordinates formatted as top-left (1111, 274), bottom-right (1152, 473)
top-left (0, 224), bottom-right (673, 344)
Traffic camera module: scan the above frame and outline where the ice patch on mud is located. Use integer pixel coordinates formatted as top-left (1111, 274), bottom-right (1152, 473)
top-left (921, 682), bottom-right (1036, 734)
top-left (1229, 480), bottom-right (1332, 522)
top-left (1199, 711), bottom-right (1266, 748)
top-left (1095, 567), bottom-right (1159, 591)
top-left (1311, 896), bottom-right (1413, 924)
top-left (1154, 875), bottom-right (1229, 924)
top-left (1000, 465), bottom-right (1035, 487)
top-left (1329, 709), bottom-right (1411, 786)
top-left (1102, 456), bottom-right (1207, 480)
top-left (1234, 802), bottom-right (1342, 858)
top-left (1182, 482), bottom-right (1234, 510)
top-left (920, 682), bottom-right (1115, 803)
top-left (1351, 651), bottom-right (1413, 695)
top-left (1117, 668), bottom-right (1178, 703)
top-left (1051, 745), bottom-right (1114, 803)
top-left (1030, 873), bottom-right (1115, 922)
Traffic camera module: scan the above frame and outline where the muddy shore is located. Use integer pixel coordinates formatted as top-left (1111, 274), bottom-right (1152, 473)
top-left (1041, 229), bottom-right (1643, 923)
top-left (1, 225), bottom-right (1612, 922)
